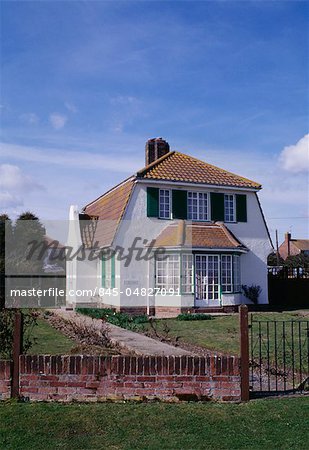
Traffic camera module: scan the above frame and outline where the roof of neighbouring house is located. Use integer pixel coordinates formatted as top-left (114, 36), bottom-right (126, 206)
top-left (150, 220), bottom-right (247, 250)
top-left (291, 239), bottom-right (309, 251)
top-left (81, 149), bottom-right (261, 248)
top-left (137, 151), bottom-right (261, 189)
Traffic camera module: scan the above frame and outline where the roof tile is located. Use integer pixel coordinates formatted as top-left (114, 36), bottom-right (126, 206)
top-left (137, 151), bottom-right (261, 189)
top-left (82, 178), bottom-right (134, 247)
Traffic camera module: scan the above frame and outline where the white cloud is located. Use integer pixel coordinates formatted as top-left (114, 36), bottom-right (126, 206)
top-left (49, 113), bottom-right (68, 130)
top-left (0, 192), bottom-right (23, 209)
top-left (0, 164), bottom-right (44, 214)
top-left (20, 113), bottom-right (39, 125)
top-left (279, 134), bottom-right (309, 173)
top-left (0, 164), bottom-right (43, 192)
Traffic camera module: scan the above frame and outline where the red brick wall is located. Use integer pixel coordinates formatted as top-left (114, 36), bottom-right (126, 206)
top-left (17, 354), bottom-right (240, 402)
top-left (0, 361), bottom-right (11, 400)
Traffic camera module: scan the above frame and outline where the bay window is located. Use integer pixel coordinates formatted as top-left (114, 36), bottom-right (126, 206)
top-left (155, 253), bottom-right (241, 296)
top-left (156, 254), bottom-right (180, 290)
top-left (233, 255), bottom-right (241, 292)
top-left (221, 254), bottom-right (241, 293)
top-left (221, 255), bottom-right (233, 292)
top-left (181, 254), bottom-right (194, 293)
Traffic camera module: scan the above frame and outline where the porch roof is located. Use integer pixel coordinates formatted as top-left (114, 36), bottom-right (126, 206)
top-left (150, 221), bottom-right (247, 250)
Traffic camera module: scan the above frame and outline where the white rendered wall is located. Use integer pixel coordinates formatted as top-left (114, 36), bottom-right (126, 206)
top-left (226, 192), bottom-right (272, 304)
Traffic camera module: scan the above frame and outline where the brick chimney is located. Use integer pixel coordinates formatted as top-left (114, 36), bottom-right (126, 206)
top-left (145, 138), bottom-right (170, 166)
top-left (285, 232), bottom-right (291, 256)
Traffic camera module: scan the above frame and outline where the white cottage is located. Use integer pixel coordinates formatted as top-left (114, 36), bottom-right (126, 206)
top-left (66, 138), bottom-right (273, 316)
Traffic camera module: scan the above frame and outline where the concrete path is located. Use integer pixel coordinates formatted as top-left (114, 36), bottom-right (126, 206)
top-left (53, 310), bottom-right (191, 356)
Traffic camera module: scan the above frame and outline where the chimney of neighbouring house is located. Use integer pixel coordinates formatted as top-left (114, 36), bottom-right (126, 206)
top-left (285, 232), bottom-right (291, 256)
top-left (145, 137), bottom-right (170, 166)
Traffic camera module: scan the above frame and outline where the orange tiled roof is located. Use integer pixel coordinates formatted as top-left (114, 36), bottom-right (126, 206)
top-left (81, 178), bottom-right (135, 247)
top-left (151, 220), bottom-right (247, 249)
top-left (292, 239), bottom-right (309, 251)
top-left (81, 149), bottom-right (260, 248)
top-left (137, 151), bottom-right (261, 189)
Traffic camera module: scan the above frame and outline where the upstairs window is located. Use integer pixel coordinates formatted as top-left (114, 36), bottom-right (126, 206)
top-left (188, 192), bottom-right (208, 221)
top-left (159, 189), bottom-right (171, 219)
top-left (224, 194), bottom-right (235, 222)
top-left (147, 187), bottom-right (247, 222)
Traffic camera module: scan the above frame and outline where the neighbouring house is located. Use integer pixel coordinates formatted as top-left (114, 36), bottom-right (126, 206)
top-left (278, 232), bottom-right (309, 260)
top-left (66, 138), bottom-right (273, 316)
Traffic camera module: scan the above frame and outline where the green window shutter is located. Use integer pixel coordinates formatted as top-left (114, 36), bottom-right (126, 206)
top-left (210, 193), bottom-right (224, 221)
top-left (236, 194), bottom-right (247, 222)
top-left (147, 187), bottom-right (159, 217)
top-left (111, 254), bottom-right (115, 288)
top-left (101, 254), bottom-right (106, 288)
top-left (172, 190), bottom-right (187, 219)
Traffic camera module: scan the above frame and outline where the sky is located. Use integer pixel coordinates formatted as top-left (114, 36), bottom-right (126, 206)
top-left (0, 0), bottom-right (308, 245)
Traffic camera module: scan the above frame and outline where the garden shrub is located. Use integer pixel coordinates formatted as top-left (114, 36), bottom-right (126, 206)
top-left (0, 309), bottom-right (38, 359)
top-left (177, 313), bottom-right (213, 321)
top-left (242, 284), bottom-right (262, 305)
top-left (76, 308), bottom-right (149, 331)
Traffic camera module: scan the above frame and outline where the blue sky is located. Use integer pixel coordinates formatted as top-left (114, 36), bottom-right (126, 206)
top-left (0, 0), bottom-right (308, 243)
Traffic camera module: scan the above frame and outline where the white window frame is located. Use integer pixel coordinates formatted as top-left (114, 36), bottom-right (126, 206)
top-left (233, 255), bottom-right (241, 292)
top-left (181, 254), bottom-right (194, 294)
top-left (159, 189), bottom-right (172, 219)
top-left (156, 254), bottom-right (180, 290)
top-left (224, 194), bottom-right (235, 222)
top-left (221, 255), bottom-right (233, 293)
top-left (221, 254), bottom-right (241, 293)
top-left (105, 257), bottom-right (112, 289)
top-left (188, 191), bottom-right (209, 221)
top-left (195, 254), bottom-right (220, 301)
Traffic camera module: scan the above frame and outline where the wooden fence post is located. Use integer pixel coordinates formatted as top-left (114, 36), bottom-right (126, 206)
top-left (239, 305), bottom-right (250, 402)
top-left (11, 310), bottom-right (23, 398)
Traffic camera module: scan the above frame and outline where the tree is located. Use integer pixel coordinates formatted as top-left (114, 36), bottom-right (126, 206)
top-left (0, 214), bottom-right (13, 309)
top-left (285, 253), bottom-right (309, 269)
top-left (267, 252), bottom-right (284, 266)
top-left (11, 211), bottom-right (46, 275)
top-left (0, 212), bottom-right (41, 357)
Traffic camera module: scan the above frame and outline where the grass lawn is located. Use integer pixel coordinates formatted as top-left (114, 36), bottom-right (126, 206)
top-left (139, 311), bottom-right (309, 357)
top-left (27, 318), bottom-right (76, 355)
top-left (0, 397), bottom-right (308, 449)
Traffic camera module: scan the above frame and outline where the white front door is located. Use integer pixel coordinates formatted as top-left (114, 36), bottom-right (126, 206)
top-left (195, 255), bottom-right (221, 307)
